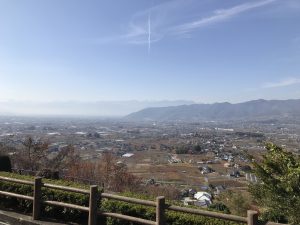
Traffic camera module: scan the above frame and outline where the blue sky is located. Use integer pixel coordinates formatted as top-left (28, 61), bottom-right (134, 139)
top-left (0, 0), bottom-right (300, 103)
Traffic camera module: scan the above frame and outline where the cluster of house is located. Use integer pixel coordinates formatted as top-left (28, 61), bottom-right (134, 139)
top-left (183, 191), bottom-right (212, 207)
top-left (198, 161), bottom-right (253, 178)
top-left (168, 155), bottom-right (182, 163)
top-left (181, 185), bottom-right (226, 208)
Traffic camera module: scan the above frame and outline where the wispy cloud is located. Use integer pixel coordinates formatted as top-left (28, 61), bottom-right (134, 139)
top-left (263, 78), bottom-right (300, 88)
top-left (171, 0), bottom-right (277, 34)
top-left (96, 0), bottom-right (278, 48)
top-left (120, 0), bottom-right (186, 45)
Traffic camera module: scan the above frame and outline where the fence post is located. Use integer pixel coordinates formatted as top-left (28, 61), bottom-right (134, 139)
top-left (156, 196), bottom-right (165, 225)
top-left (33, 177), bottom-right (42, 220)
top-left (247, 210), bottom-right (258, 225)
top-left (88, 185), bottom-right (98, 225)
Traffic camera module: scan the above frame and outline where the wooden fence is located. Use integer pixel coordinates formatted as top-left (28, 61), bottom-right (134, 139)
top-left (0, 176), bottom-right (285, 225)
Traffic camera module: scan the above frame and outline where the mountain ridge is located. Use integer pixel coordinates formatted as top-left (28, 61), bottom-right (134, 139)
top-left (124, 99), bottom-right (300, 122)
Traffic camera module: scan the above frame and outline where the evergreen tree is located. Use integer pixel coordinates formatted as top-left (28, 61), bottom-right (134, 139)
top-left (249, 143), bottom-right (300, 225)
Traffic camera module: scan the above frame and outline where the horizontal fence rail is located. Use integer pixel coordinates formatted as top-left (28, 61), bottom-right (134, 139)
top-left (43, 183), bottom-right (90, 194)
top-left (0, 190), bottom-right (34, 201)
top-left (101, 193), bottom-right (157, 207)
top-left (43, 200), bottom-right (90, 212)
top-left (0, 175), bottom-right (288, 225)
top-left (101, 212), bottom-right (157, 225)
top-left (0, 176), bottom-right (34, 185)
top-left (167, 205), bottom-right (247, 223)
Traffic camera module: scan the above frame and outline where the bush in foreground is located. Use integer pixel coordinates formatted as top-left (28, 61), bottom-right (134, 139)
top-left (0, 172), bottom-right (244, 225)
top-left (249, 143), bottom-right (300, 225)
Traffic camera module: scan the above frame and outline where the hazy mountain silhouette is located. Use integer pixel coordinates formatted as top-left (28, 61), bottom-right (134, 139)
top-left (0, 100), bottom-right (195, 117)
top-left (125, 99), bottom-right (300, 121)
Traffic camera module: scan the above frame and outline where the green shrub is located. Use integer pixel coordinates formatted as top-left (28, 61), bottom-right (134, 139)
top-left (102, 199), bottom-right (242, 225)
top-left (0, 172), bottom-right (244, 225)
top-left (208, 203), bottom-right (230, 214)
top-left (0, 172), bottom-right (90, 223)
top-left (102, 192), bottom-right (242, 225)
top-left (260, 209), bottom-right (288, 224)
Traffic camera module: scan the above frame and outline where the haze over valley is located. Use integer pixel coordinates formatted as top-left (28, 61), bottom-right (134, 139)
top-left (0, 100), bottom-right (195, 117)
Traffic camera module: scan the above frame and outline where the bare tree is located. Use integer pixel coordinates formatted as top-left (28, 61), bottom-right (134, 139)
top-left (16, 136), bottom-right (48, 172)
top-left (101, 152), bottom-right (115, 187)
top-left (47, 144), bottom-right (79, 171)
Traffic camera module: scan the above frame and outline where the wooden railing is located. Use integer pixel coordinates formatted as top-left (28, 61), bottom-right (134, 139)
top-left (0, 176), bottom-right (285, 225)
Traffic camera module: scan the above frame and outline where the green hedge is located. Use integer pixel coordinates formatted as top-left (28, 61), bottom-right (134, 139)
top-left (0, 172), bottom-right (244, 225)
top-left (0, 172), bottom-right (90, 223)
top-left (102, 200), bottom-right (243, 225)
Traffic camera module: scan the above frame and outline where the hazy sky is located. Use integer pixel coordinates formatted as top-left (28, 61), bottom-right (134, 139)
top-left (0, 0), bottom-right (300, 103)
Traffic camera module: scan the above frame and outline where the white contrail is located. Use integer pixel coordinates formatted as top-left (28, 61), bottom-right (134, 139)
top-left (148, 12), bottom-right (151, 53)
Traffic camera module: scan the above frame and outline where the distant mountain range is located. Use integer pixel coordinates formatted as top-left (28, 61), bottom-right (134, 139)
top-left (125, 99), bottom-right (300, 122)
top-left (0, 100), bottom-right (195, 117)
